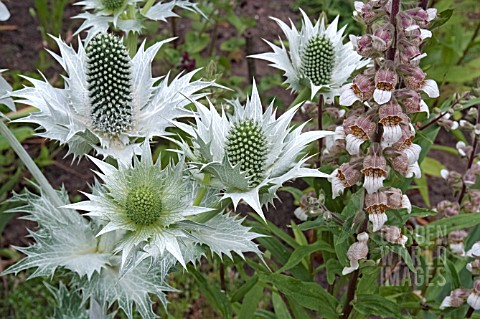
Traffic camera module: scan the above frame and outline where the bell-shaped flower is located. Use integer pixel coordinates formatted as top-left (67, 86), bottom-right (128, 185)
top-left (440, 289), bottom-right (469, 309)
top-left (373, 63), bottom-right (398, 105)
top-left (329, 161), bottom-right (362, 198)
top-left (448, 230), bottom-right (468, 256)
top-left (343, 115), bottom-right (376, 155)
top-left (468, 280), bottom-right (480, 310)
top-left (74, 0), bottom-right (203, 43)
top-left (339, 72), bottom-right (375, 106)
top-left (379, 101), bottom-right (406, 147)
top-left (13, 33), bottom-right (213, 165)
top-left (361, 152), bottom-right (388, 194)
top-left (398, 65), bottom-right (439, 98)
top-left (176, 82), bottom-right (334, 220)
top-left (365, 191), bottom-right (389, 231)
top-left (381, 226), bottom-right (408, 247)
top-left (342, 232), bottom-right (369, 275)
top-left (250, 10), bottom-right (369, 101)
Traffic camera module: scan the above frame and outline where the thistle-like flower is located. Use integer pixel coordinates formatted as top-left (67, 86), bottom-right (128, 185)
top-left (250, 10), bottom-right (369, 101)
top-left (13, 33), bottom-right (213, 164)
top-left (0, 0), bottom-right (10, 21)
top-left (67, 145), bottom-right (263, 270)
top-left (177, 82), bottom-right (334, 219)
top-left (75, 0), bottom-right (203, 43)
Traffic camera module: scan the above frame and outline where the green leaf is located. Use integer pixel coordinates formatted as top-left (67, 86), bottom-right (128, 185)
top-left (414, 174), bottom-right (430, 207)
top-left (429, 9), bottom-right (453, 30)
top-left (272, 292), bottom-right (293, 319)
top-left (190, 268), bottom-right (233, 319)
top-left (230, 275), bottom-right (259, 303)
top-left (421, 157), bottom-right (445, 177)
top-left (262, 273), bottom-right (338, 319)
top-left (353, 294), bottom-right (405, 319)
top-left (220, 37), bottom-right (246, 52)
top-left (184, 32), bottom-right (210, 54)
top-left (0, 126), bottom-right (35, 151)
top-left (277, 240), bottom-right (334, 273)
top-left (238, 284), bottom-right (263, 319)
top-left (417, 214), bottom-right (480, 241)
top-left (387, 245), bottom-right (416, 273)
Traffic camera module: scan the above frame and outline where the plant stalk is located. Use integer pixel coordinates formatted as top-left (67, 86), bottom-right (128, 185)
top-left (316, 94), bottom-right (324, 167)
top-left (0, 120), bottom-right (63, 208)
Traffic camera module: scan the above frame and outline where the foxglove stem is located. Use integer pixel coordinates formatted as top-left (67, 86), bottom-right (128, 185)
top-left (387, 0), bottom-right (401, 61)
top-left (0, 120), bottom-right (64, 209)
top-left (317, 94), bottom-right (325, 167)
top-left (458, 104), bottom-right (480, 204)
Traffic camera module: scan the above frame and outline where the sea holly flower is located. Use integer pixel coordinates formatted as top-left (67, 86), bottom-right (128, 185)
top-left (250, 10), bottom-right (369, 101)
top-left (13, 33), bottom-right (212, 164)
top-left (177, 82), bottom-right (334, 219)
top-left (75, 0), bottom-right (203, 43)
top-left (67, 144), bottom-right (263, 271)
top-left (342, 232), bottom-right (369, 275)
top-left (0, 0), bottom-right (10, 21)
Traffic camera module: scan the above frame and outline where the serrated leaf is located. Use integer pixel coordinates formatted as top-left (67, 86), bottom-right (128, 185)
top-left (191, 213), bottom-right (264, 260)
top-left (204, 158), bottom-right (250, 191)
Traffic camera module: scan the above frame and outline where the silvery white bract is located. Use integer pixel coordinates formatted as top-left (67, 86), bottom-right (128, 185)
top-left (177, 82), bottom-right (334, 219)
top-left (13, 34), bottom-right (212, 165)
top-left (250, 10), bottom-right (369, 101)
top-left (0, 70), bottom-right (15, 117)
top-left (0, 1), bottom-right (10, 21)
top-left (75, 0), bottom-right (203, 43)
top-left (66, 145), bottom-right (264, 273)
top-left (2, 188), bottom-right (111, 280)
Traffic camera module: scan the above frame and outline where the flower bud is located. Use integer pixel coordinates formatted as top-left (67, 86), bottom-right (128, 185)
top-left (342, 232), bottom-right (369, 275)
top-left (436, 200), bottom-right (460, 217)
top-left (381, 226), bottom-right (408, 247)
top-left (467, 259), bottom-right (480, 275)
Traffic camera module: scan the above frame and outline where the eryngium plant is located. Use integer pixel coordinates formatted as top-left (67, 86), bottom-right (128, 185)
top-left (13, 33), bottom-right (214, 164)
top-left (177, 82), bottom-right (334, 219)
top-left (3, 145), bottom-right (264, 318)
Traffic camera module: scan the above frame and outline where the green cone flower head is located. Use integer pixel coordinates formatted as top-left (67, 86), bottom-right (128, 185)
top-left (86, 33), bottom-right (133, 135)
top-left (13, 33), bottom-right (213, 164)
top-left (74, 0), bottom-right (204, 43)
top-left (67, 144), bottom-right (211, 269)
top-left (177, 81), bottom-right (335, 219)
top-left (250, 10), bottom-right (369, 101)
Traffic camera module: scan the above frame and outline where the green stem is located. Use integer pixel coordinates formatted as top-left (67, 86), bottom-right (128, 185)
top-left (0, 120), bottom-right (63, 208)
top-left (193, 173), bottom-right (211, 206)
top-left (140, 0), bottom-right (156, 15)
top-left (125, 5), bottom-right (138, 57)
top-left (289, 87), bottom-right (310, 110)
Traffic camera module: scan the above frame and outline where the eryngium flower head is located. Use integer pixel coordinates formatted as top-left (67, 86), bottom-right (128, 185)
top-left (13, 34), bottom-right (213, 164)
top-left (178, 82), bottom-right (334, 219)
top-left (67, 145), bottom-right (212, 269)
top-left (250, 10), bottom-right (369, 101)
top-left (74, 0), bottom-right (203, 43)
